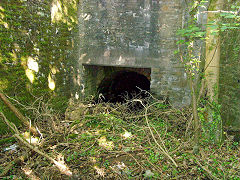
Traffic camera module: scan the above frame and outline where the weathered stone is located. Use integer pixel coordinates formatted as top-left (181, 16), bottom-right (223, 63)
top-left (73, 0), bottom-right (190, 107)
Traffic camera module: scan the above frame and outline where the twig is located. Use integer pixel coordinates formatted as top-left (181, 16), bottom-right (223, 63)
top-left (151, 125), bottom-right (169, 153)
top-left (144, 157), bottom-right (163, 176)
top-left (125, 112), bottom-right (153, 119)
top-left (133, 100), bottom-right (178, 167)
top-left (0, 153), bottom-right (28, 177)
top-left (201, 10), bottom-right (238, 14)
top-left (195, 159), bottom-right (220, 180)
top-left (0, 136), bottom-right (16, 145)
top-left (125, 110), bottom-right (172, 120)
top-left (123, 151), bottom-right (144, 169)
top-left (0, 112), bottom-right (20, 134)
top-left (185, 114), bottom-right (193, 138)
top-left (169, 141), bottom-right (192, 155)
top-left (0, 92), bottom-right (38, 135)
top-left (0, 112), bottom-right (72, 177)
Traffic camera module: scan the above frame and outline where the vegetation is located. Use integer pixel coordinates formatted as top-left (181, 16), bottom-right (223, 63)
top-left (1, 0), bottom-right (240, 179)
top-left (0, 0), bottom-right (78, 133)
top-left (176, 0), bottom-right (240, 144)
top-left (1, 99), bottom-right (240, 179)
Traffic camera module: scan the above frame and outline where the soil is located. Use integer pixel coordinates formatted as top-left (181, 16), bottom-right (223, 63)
top-left (1, 100), bottom-right (240, 179)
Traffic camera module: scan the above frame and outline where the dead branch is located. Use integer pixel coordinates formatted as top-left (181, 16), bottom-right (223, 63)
top-left (0, 112), bottom-right (72, 177)
top-left (134, 100), bottom-right (178, 167)
top-left (195, 159), bottom-right (220, 180)
top-left (0, 112), bottom-right (20, 134)
top-left (0, 92), bottom-right (38, 136)
top-left (122, 151), bottom-right (144, 169)
top-left (0, 153), bottom-right (28, 177)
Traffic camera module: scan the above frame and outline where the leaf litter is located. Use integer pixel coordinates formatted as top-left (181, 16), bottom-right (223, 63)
top-left (0, 98), bottom-right (240, 179)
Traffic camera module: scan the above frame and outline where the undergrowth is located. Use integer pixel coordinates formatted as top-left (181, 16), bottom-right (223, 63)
top-left (0, 98), bottom-right (240, 179)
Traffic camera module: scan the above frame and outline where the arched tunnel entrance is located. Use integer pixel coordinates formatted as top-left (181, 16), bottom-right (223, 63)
top-left (97, 71), bottom-right (150, 103)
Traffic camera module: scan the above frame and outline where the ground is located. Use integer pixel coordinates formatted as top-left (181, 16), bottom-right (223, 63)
top-left (0, 98), bottom-right (240, 179)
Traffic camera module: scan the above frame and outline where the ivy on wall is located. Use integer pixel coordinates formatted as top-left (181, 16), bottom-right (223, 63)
top-left (219, 29), bottom-right (240, 128)
top-left (218, 3), bottom-right (240, 129)
top-left (0, 0), bottom-right (79, 133)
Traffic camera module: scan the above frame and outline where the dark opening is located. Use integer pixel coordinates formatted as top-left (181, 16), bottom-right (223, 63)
top-left (97, 71), bottom-right (150, 103)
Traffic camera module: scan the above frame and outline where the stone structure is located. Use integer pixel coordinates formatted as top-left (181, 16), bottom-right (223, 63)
top-left (73, 0), bottom-right (191, 107)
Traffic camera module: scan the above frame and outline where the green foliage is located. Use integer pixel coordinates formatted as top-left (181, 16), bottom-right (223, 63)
top-left (177, 24), bottom-right (206, 39)
top-left (176, 0), bottom-right (240, 143)
top-left (66, 151), bottom-right (79, 162)
top-left (0, 137), bottom-right (16, 145)
top-left (198, 100), bottom-right (222, 143)
top-left (144, 149), bottom-right (161, 164)
top-left (0, 0), bottom-right (79, 134)
top-left (48, 95), bottom-right (69, 114)
top-left (219, 4), bottom-right (240, 128)
top-left (103, 160), bottom-right (110, 168)
top-left (176, 20), bottom-right (203, 79)
top-left (0, 101), bottom-right (22, 134)
top-left (154, 103), bottom-right (169, 109)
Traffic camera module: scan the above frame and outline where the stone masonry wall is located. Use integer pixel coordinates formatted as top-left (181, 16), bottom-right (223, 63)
top-left (74, 0), bottom-right (191, 107)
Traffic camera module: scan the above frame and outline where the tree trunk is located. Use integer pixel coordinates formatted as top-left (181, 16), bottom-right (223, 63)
top-left (204, 0), bottom-right (224, 143)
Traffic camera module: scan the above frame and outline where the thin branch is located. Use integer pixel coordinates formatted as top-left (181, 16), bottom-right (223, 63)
top-left (201, 10), bottom-right (238, 14)
top-left (0, 112), bottom-right (72, 177)
top-left (204, 39), bottom-right (220, 72)
top-left (195, 158), bottom-right (220, 180)
top-left (0, 92), bottom-right (38, 135)
top-left (133, 100), bottom-right (178, 167)
top-left (123, 151), bottom-right (144, 169)
top-left (0, 112), bottom-right (20, 134)
top-left (0, 153), bottom-right (28, 177)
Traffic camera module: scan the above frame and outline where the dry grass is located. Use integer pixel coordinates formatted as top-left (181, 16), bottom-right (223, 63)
top-left (0, 97), bottom-right (240, 179)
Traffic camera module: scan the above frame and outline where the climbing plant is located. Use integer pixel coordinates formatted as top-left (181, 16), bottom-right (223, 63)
top-left (176, 0), bottom-right (240, 144)
top-left (219, 4), bottom-right (240, 130)
top-left (0, 0), bottom-right (78, 133)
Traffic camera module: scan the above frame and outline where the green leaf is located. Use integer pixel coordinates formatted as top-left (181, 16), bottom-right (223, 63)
top-left (220, 26), bottom-right (228, 31)
top-left (176, 40), bottom-right (185, 45)
top-left (174, 50), bottom-right (179, 55)
top-left (194, 31), bottom-right (206, 37)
